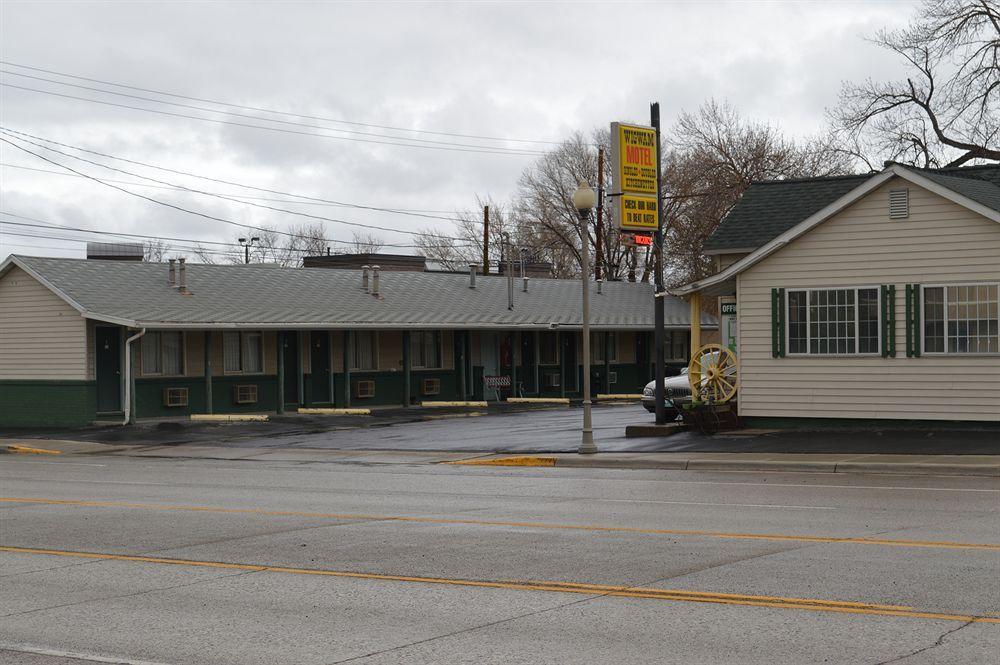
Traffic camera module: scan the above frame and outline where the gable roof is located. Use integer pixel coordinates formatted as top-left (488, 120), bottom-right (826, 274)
top-left (1, 255), bottom-right (716, 330)
top-left (673, 163), bottom-right (1000, 296)
top-left (704, 163), bottom-right (1000, 254)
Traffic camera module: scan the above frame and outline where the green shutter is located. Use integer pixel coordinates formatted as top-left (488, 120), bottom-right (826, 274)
top-left (904, 284), bottom-right (921, 358)
top-left (905, 284), bottom-right (913, 357)
top-left (911, 283), bottom-right (920, 357)
top-left (881, 285), bottom-right (896, 358)
top-left (770, 288), bottom-right (787, 358)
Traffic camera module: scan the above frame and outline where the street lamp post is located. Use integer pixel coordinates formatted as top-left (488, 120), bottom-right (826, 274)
top-left (238, 236), bottom-right (261, 264)
top-left (572, 181), bottom-right (598, 455)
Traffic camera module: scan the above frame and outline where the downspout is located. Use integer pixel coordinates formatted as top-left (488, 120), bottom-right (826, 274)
top-left (123, 328), bottom-right (146, 426)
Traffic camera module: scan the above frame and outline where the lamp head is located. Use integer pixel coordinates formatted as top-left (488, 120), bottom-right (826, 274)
top-left (572, 180), bottom-right (597, 212)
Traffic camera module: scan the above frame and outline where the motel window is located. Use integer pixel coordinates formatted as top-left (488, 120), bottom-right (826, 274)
top-left (140, 331), bottom-right (184, 376)
top-left (923, 284), bottom-right (999, 354)
top-left (539, 332), bottom-right (559, 365)
top-left (351, 331), bottom-right (378, 371)
top-left (665, 331), bottom-right (689, 361)
top-left (411, 331), bottom-right (441, 369)
top-left (592, 332), bottom-right (617, 363)
top-left (786, 288), bottom-right (880, 355)
top-left (223, 331), bottom-right (263, 374)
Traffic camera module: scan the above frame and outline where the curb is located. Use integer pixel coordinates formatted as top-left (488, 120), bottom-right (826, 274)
top-left (419, 401), bottom-right (488, 408)
top-left (190, 414), bottom-right (269, 422)
top-left (506, 398), bottom-right (571, 405)
top-left (297, 408), bottom-right (372, 416)
top-left (446, 456), bottom-right (557, 467)
top-left (5, 444), bottom-right (62, 455)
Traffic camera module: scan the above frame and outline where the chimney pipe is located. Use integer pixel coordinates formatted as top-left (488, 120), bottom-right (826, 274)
top-left (371, 265), bottom-right (380, 296)
top-left (522, 277), bottom-right (529, 293)
top-left (177, 258), bottom-right (187, 293)
top-left (597, 279), bottom-right (603, 295)
top-left (362, 265), bottom-right (370, 292)
top-left (168, 259), bottom-right (176, 287)
top-left (468, 263), bottom-right (477, 289)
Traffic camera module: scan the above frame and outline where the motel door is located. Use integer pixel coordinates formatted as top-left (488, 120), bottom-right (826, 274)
top-left (480, 332), bottom-right (499, 378)
top-left (310, 331), bottom-right (331, 405)
top-left (282, 332), bottom-right (299, 405)
top-left (95, 326), bottom-right (122, 413)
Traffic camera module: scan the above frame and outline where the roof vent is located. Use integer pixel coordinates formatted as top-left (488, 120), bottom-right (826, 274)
top-left (371, 265), bottom-right (380, 297)
top-left (889, 188), bottom-right (909, 219)
top-left (362, 265), bottom-right (370, 293)
top-left (468, 264), bottom-right (477, 289)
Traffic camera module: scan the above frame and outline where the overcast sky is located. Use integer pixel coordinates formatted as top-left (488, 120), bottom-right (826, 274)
top-left (0, 0), bottom-right (918, 262)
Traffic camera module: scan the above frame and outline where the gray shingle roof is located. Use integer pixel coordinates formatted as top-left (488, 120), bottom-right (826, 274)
top-left (12, 256), bottom-right (715, 330)
top-left (704, 164), bottom-right (1000, 253)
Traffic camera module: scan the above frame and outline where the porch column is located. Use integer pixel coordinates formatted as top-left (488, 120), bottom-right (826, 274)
top-left (456, 331), bottom-right (466, 400)
top-left (402, 331), bottom-right (411, 407)
top-left (276, 332), bottom-right (285, 415)
top-left (343, 330), bottom-right (352, 408)
top-left (511, 332), bottom-right (519, 397)
top-left (690, 293), bottom-right (702, 390)
top-left (559, 332), bottom-right (566, 398)
top-left (533, 331), bottom-right (540, 395)
top-left (603, 332), bottom-right (611, 394)
top-left (328, 331), bottom-right (335, 405)
top-left (296, 331), bottom-right (304, 407)
top-left (204, 331), bottom-right (213, 414)
top-left (128, 340), bottom-right (138, 425)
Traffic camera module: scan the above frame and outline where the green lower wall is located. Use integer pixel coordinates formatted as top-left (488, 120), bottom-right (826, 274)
top-left (0, 380), bottom-right (96, 428)
top-left (136, 375), bottom-right (279, 417)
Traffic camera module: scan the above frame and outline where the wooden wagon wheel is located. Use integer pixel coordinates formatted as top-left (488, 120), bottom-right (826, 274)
top-left (688, 343), bottom-right (739, 404)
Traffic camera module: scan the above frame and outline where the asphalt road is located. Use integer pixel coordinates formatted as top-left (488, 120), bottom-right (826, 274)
top-left (1, 451), bottom-right (998, 664)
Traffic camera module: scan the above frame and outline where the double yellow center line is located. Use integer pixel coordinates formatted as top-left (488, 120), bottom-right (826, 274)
top-left (2, 497), bottom-right (997, 552)
top-left (3, 545), bottom-right (997, 624)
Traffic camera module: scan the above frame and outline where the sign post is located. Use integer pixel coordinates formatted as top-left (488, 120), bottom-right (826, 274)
top-left (610, 113), bottom-right (667, 424)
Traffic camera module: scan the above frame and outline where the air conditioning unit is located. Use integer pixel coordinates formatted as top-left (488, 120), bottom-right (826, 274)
top-left (355, 379), bottom-right (375, 398)
top-left (544, 373), bottom-right (561, 388)
top-left (422, 378), bottom-right (441, 396)
top-left (163, 387), bottom-right (189, 407)
top-left (234, 384), bottom-right (258, 404)
top-left (609, 371), bottom-right (618, 384)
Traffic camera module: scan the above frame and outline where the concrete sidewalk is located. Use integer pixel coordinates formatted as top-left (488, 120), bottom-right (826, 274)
top-left (3, 438), bottom-right (999, 477)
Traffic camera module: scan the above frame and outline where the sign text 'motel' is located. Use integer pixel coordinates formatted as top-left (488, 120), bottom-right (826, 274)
top-left (611, 122), bottom-right (659, 232)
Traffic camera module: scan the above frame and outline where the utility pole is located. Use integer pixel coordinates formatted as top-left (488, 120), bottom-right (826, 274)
top-left (482, 206), bottom-right (490, 275)
top-left (595, 146), bottom-right (605, 281)
top-left (651, 102), bottom-right (667, 426)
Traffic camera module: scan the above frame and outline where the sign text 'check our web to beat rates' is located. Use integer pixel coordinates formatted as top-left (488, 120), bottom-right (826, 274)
top-left (611, 122), bottom-right (659, 233)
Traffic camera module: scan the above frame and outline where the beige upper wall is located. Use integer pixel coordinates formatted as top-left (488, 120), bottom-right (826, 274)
top-left (0, 266), bottom-right (87, 380)
top-left (737, 177), bottom-right (1000, 421)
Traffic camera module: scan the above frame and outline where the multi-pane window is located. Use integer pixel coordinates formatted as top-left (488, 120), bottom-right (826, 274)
top-left (223, 331), bottom-right (263, 374)
top-left (665, 331), bottom-right (689, 361)
top-left (411, 331), bottom-right (441, 368)
top-left (923, 284), bottom-right (999, 354)
top-left (351, 331), bottom-right (377, 370)
top-left (539, 332), bottom-right (559, 365)
top-left (592, 332), bottom-right (617, 362)
top-left (786, 288), bottom-right (880, 355)
top-left (140, 331), bottom-right (184, 376)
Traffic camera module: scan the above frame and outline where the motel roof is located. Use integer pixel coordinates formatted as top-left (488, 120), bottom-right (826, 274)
top-left (2, 255), bottom-right (717, 331)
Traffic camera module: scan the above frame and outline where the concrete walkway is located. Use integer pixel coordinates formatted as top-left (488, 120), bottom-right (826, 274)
top-left (4, 438), bottom-right (999, 477)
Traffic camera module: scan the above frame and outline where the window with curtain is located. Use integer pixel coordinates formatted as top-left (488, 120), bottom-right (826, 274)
top-left (352, 331), bottom-right (377, 370)
top-left (411, 331), bottom-right (441, 368)
top-left (923, 284), bottom-right (999, 354)
top-left (223, 331), bottom-right (263, 373)
top-left (592, 332), bottom-right (617, 362)
top-left (785, 287), bottom-right (880, 355)
top-left (665, 331), bottom-right (689, 361)
top-left (140, 331), bottom-right (184, 376)
top-left (539, 332), bottom-right (559, 365)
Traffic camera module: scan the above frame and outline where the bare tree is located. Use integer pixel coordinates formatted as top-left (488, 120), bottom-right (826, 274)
top-left (142, 239), bottom-right (170, 262)
top-left (350, 231), bottom-right (384, 254)
top-left (415, 196), bottom-right (522, 272)
top-left (829, 0), bottom-right (999, 168)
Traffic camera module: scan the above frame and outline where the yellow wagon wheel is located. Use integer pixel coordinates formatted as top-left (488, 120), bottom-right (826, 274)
top-left (688, 343), bottom-right (739, 404)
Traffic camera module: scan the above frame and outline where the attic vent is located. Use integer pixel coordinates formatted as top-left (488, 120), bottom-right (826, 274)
top-left (889, 188), bottom-right (909, 219)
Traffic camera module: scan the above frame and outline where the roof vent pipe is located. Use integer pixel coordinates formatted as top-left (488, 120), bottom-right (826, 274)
top-left (522, 277), bottom-right (529, 292)
top-left (371, 265), bottom-right (380, 296)
top-left (597, 279), bottom-right (603, 295)
top-left (168, 259), bottom-right (176, 287)
top-left (362, 265), bottom-right (370, 293)
top-left (468, 264), bottom-right (477, 289)
top-left (177, 258), bottom-right (187, 294)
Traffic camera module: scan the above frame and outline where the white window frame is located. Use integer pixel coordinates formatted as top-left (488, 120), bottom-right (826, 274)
top-left (140, 331), bottom-right (186, 377)
top-left (592, 332), bottom-right (618, 363)
top-left (920, 282), bottom-right (1000, 356)
top-left (538, 331), bottom-right (559, 366)
top-left (785, 286), bottom-right (882, 357)
top-left (411, 331), bottom-right (442, 369)
top-left (350, 331), bottom-right (379, 372)
top-left (223, 330), bottom-right (264, 375)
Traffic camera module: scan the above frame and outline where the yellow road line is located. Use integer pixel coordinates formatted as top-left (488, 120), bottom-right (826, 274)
top-left (2, 545), bottom-right (996, 624)
top-left (5, 445), bottom-right (61, 455)
top-left (2, 497), bottom-right (997, 552)
top-left (447, 456), bottom-right (556, 467)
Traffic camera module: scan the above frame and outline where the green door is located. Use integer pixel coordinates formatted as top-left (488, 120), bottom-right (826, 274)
top-left (309, 331), bottom-right (331, 405)
top-left (95, 326), bottom-right (122, 413)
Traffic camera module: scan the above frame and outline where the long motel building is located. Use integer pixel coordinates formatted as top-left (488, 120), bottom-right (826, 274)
top-left (0, 252), bottom-right (717, 427)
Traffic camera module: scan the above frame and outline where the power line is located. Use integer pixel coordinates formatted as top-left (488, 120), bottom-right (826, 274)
top-left (0, 61), bottom-right (563, 146)
top-left (0, 132), bottom-right (475, 245)
top-left (1, 83), bottom-right (545, 158)
top-left (0, 128), bottom-right (473, 223)
top-left (0, 70), bottom-right (548, 155)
